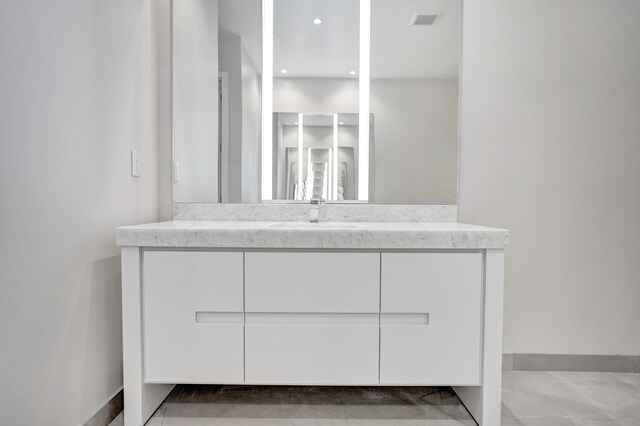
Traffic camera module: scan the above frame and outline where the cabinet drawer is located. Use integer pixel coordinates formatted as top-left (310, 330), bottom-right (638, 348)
top-left (245, 314), bottom-right (379, 384)
top-left (380, 252), bottom-right (482, 385)
top-left (245, 252), bottom-right (380, 313)
top-left (143, 251), bottom-right (244, 383)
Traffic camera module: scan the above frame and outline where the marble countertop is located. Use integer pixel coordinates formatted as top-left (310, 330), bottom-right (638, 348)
top-left (116, 221), bottom-right (509, 249)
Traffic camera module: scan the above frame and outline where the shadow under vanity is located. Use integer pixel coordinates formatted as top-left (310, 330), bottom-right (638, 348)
top-left (118, 1), bottom-right (509, 425)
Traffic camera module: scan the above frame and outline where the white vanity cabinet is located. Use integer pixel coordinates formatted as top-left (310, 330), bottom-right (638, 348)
top-left (141, 250), bottom-right (485, 387)
top-left (119, 220), bottom-right (507, 426)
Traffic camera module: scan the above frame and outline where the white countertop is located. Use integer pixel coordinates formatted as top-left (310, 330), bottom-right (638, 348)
top-left (116, 221), bottom-right (509, 249)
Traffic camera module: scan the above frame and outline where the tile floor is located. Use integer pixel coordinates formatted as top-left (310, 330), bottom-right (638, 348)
top-left (109, 372), bottom-right (640, 425)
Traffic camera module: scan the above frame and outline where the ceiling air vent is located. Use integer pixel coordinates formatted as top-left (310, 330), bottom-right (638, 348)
top-left (409, 12), bottom-right (441, 26)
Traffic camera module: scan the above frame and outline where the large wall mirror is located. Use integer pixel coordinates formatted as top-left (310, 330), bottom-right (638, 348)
top-left (172, 0), bottom-right (460, 205)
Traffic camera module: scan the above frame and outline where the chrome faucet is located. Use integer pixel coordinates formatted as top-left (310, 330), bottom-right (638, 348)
top-left (309, 198), bottom-right (324, 223)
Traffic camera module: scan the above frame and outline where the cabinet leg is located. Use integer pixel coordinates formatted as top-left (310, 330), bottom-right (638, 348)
top-left (454, 383), bottom-right (501, 426)
top-left (455, 250), bottom-right (505, 425)
top-left (122, 247), bottom-right (174, 425)
top-left (123, 383), bottom-right (174, 426)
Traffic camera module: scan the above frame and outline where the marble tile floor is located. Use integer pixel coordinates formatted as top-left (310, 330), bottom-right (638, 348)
top-left (109, 372), bottom-right (640, 426)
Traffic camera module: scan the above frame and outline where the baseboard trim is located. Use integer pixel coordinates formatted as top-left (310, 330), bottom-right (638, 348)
top-left (84, 389), bottom-right (123, 426)
top-left (503, 354), bottom-right (640, 373)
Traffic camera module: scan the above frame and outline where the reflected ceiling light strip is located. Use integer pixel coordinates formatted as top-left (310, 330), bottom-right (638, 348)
top-left (261, 0), bottom-right (274, 200)
top-left (358, 0), bottom-right (370, 201)
top-left (327, 147), bottom-right (332, 200)
top-left (307, 147), bottom-right (312, 199)
top-left (298, 114), bottom-right (304, 200)
top-left (333, 114), bottom-right (339, 200)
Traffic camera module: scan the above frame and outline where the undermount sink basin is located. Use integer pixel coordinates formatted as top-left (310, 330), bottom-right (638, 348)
top-left (264, 222), bottom-right (364, 229)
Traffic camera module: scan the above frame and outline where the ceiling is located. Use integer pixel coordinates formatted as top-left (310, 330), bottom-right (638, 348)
top-left (371, 0), bottom-right (461, 78)
top-left (274, 0), bottom-right (360, 79)
top-left (218, 0), bottom-right (460, 79)
top-left (218, 0), bottom-right (262, 72)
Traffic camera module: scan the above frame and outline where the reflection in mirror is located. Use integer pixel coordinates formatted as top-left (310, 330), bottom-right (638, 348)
top-left (263, 0), bottom-right (372, 201)
top-left (274, 0), bottom-right (360, 81)
top-left (371, 0), bottom-right (460, 204)
top-left (273, 113), bottom-right (363, 201)
top-left (172, 0), bottom-right (219, 203)
top-left (172, 0), bottom-right (461, 205)
top-left (263, 0), bottom-right (460, 204)
top-left (172, 0), bottom-right (262, 204)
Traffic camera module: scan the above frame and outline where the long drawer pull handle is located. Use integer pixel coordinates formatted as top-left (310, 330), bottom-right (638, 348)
top-left (195, 312), bottom-right (244, 324)
top-left (380, 313), bottom-right (429, 325)
top-left (245, 312), bottom-right (379, 325)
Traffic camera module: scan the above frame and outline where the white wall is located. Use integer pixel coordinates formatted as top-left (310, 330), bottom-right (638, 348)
top-left (219, 33), bottom-right (261, 204)
top-left (274, 77), bottom-right (458, 204)
top-left (0, 0), bottom-right (161, 425)
top-left (173, 0), bottom-right (219, 203)
top-left (371, 79), bottom-right (458, 205)
top-left (156, 0), bottom-right (174, 220)
top-left (459, 0), bottom-right (640, 355)
top-left (240, 43), bottom-right (262, 204)
top-left (274, 77), bottom-right (359, 113)
top-left (219, 33), bottom-right (244, 203)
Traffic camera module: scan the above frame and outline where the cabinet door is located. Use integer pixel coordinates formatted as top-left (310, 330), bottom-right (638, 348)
top-left (380, 252), bottom-right (482, 385)
top-left (245, 252), bottom-right (380, 313)
top-left (245, 314), bottom-right (379, 384)
top-left (143, 251), bottom-right (244, 383)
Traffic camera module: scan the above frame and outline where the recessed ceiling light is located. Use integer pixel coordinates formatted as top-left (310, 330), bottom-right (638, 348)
top-left (339, 121), bottom-right (344, 125)
top-left (350, 70), bottom-right (357, 75)
top-left (280, 69), bottom-right (288, 74)
top-left (294, 121), bottom-right (298, 125)
top-left (313, 18), bottom-right (322, 25)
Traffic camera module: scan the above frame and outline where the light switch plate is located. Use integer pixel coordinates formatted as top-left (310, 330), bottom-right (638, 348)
top-left (173, 161), bottom-right (180, 183)
top-left (131, 149), bottom-right (141, 177)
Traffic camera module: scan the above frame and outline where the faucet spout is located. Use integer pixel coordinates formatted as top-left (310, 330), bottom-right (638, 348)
top-left (309, 198), bottom-right (324, 223)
